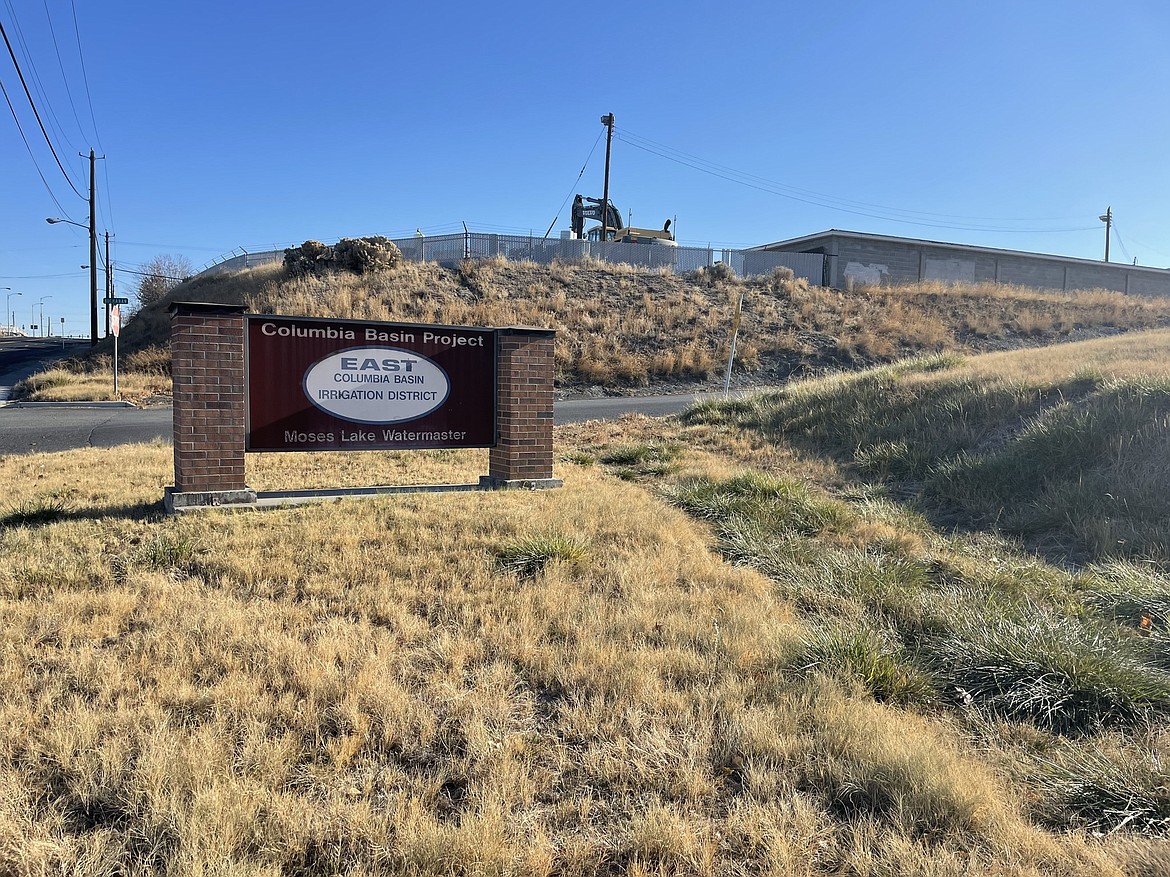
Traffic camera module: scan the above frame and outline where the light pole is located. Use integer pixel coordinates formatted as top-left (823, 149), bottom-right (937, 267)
top-left (37, 296), bottom-right (52, 338)
top-left (2, 288), bottom-right (16, 334)
top-left (46, 212), bottom-right (99, 345)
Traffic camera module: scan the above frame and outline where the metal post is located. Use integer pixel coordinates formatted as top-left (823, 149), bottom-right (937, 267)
top-left (113, 308), bottom-right (119, 396)
top-left (104, 231), bottom-right (112, 338)
top-left (723, 291), bottom-right (744, 395)
top-left (4, 290), bottom-right (19, 334)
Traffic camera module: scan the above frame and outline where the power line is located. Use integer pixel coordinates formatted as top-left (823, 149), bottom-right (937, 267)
top-left (619, 127), bottom-right (1086, 224)
top-left (68, 0), bottom-right (111, 233)
top-left (0, 271), bottom-right (85, 279)
top-left (615, 126), bottom-right (1099, 234)
top-left (2, 0), bottom-right (78, 157)
top-left (116, 239), bottom-right (234, 252)
top-left (42, 0), bottom-right (86, 147)
top-left (0, 74), bottom-right (69, 214)
top-left (1117, 231), bottom-right (1170, 261)
top-left (543, 128), bottom-right (604, 239)
top-left (116, 265), bottom-right (188, 282)
top-left (0, 14), bottom-right (86, 199)
top-left (99, 143), bottom-right (114, 232)
top-left (69, 0), bottom-right (100, 152)
top-left (1110, 221), bottom-right (1133, 263)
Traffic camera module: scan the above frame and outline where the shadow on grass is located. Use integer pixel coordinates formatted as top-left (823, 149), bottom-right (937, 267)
top-left (0, 498), bottom-right (167, 528)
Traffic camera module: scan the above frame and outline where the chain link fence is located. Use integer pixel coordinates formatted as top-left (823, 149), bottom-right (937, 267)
top-left (197, 233), bottom-right (825, 285)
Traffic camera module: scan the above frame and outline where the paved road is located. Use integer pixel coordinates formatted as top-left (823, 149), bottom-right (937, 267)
top-left (0, 394), bottom-right (723, 455)
top-left (0, 336), bottom-right (89, 402)
top-left (0, 337), bottom-right (734, 453)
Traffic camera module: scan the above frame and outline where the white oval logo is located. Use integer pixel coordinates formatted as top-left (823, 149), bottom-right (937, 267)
top-left (303, 346), bottom-right (450, 424)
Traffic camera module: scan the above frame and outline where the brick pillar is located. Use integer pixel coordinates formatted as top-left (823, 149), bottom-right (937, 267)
top-left (166, 302), bottom-right (256, 512)
top-left (482, 327), bottom-right (562, 490)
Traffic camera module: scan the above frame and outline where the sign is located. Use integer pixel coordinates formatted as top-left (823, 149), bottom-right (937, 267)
top-left (104, 296), bottom-right (129, 306)
top-left (246, 315), bottom-right (496, 452)
top-left (111, 305), bottom-right (121, 338)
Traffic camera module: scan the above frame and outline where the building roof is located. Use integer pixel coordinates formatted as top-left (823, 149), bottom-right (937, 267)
top-left (753, 229), bottom-right (1170, 275)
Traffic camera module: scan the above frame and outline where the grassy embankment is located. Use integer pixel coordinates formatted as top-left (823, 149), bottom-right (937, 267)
top-left (2, 331), bottom-right (1168, 874)
top-left (14, 256), bottom-right (1170, 402)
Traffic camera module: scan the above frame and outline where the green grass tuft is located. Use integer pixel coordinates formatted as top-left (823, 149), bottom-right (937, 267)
top-left (799, 624), bottom-right (935, 705)
top-left (1029, 743), bottom-right (1170, 836)
top-left (494, 532), bottom-right (591, 579)
top-left (920, 609), bottom-right (1170, 733)
top-left (135, 531), bottom-right (199, 573)
top-left (0, 496), bottom-right (71, 527)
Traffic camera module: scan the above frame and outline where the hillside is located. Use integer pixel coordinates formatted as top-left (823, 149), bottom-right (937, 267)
top-left (17, 255), bottom-right (1170, 403)
top-left (2, 334), bottom-right (1168, 874)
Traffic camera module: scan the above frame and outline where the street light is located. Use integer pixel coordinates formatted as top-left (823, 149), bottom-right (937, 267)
top-left (37, 296), bottom-right (52, 339)
top-left (46, 215), bottom-right (98, 346)
top-left (4, 289), bottom-right (20, 335)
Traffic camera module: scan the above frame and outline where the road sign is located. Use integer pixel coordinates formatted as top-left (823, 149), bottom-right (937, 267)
top-left (104, 297), bottom-right (129, 305)
top-left (111, 305), bottom-right (121, 338)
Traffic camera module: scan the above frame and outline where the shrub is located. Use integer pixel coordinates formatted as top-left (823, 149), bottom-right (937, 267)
top-left (283, 237), bottom-right (401, 276)
top-left (333, 236), bottom-right (402, 274)
top-left (762, 265), bottom-right (809, 296)
top-left (689, 262), bottom-right (736, 287)
top-left (283, 240), bottom-right (333, 275)
top-left (123, 345), bottom-right (172, 376)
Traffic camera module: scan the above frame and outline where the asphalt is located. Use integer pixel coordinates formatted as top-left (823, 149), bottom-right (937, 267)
top-left (0, 336), bottom-right (741, 456)
top-left (0, 336), bottom-right (92, 403)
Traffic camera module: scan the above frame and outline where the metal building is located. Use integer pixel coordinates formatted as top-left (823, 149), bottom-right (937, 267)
top-left (753, 230), bottom-right (1170, 296)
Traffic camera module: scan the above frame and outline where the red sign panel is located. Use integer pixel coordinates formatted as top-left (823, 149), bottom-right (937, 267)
top-left (246, 315), bottom-right (496, 452)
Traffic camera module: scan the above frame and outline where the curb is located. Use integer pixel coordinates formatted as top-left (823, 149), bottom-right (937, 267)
top-left (1, 400), bottom-right (136, 409)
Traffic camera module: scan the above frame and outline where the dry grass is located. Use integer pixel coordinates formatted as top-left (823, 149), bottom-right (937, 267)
top-left (684, 331), bottom-right (1170, 564)
top-left (960, 328), bottom-right (1170, 383)
top-left (20, 260), bottom-right (1170, 402)
top-left (0, 413), bottom-right (1161, 873)
top-left (6, 273), bottom-right (1170, 872)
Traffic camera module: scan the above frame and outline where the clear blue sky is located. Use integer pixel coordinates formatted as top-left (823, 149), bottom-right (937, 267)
top-left (2, 0), bottom-right (1168, 335)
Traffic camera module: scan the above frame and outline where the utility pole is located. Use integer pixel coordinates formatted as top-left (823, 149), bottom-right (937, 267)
top-left (1099, 206), bottom-right (1112, 263)
top-left (88, 149), bottom-right (98, 346)
top-left (600, 113), bottom-right (615, 245)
